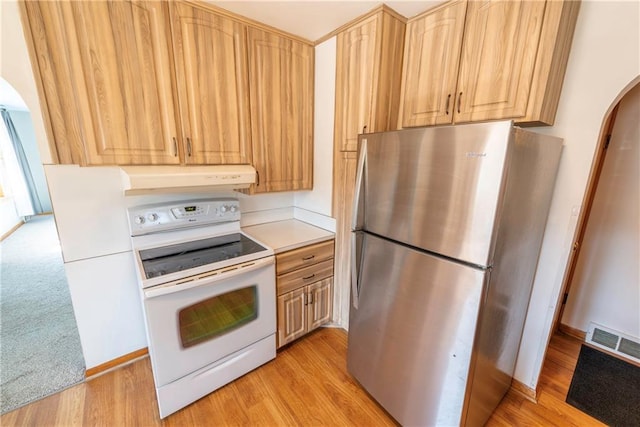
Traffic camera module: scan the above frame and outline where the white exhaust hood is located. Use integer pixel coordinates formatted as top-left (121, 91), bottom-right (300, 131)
top-left (120, 165), bottom-right (256, 195)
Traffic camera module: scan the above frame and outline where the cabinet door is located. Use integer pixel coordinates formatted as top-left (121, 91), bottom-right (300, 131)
top-left (170, 2), bottom-right (252, 165)
top-left (277, 288), bottom-right (307, 348)
top-left (399, 0), bottom-right (467, 128)
top-left (307, 278), bottom-right (333, 332)
top-left (335, 15), bottom-right (379, 152)
top-left (455, 0), bottom-right (546, 123)
top-left (71, 1), bottom-right (181, 165)
top-left (248, 28), bottom-right (314, 193)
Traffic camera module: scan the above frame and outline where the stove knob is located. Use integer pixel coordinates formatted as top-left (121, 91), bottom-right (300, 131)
top-left (147, 213), bottom-right (159, 222)
top-left (230, 205), bottom-right (238, 213)
top-left (134, 215), bottom-right (145, 225)
top-left (219, 205), bottom-right (227, 214)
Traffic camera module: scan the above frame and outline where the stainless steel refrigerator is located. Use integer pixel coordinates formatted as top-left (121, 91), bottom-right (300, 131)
top-left (348, 121), bottom-right (562, 426)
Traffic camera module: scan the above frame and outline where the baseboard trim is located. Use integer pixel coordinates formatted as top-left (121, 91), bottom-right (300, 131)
top-left (510, 378), bottom-right (537, 403)
top-left (1, 220), bottom-right (24, 241)
top-left (559, 323), bottom-right (587, 341)
top-left (85, 348), bottom-right (149, 379)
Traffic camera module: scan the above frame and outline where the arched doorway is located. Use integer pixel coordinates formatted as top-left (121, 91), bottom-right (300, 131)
top-left (554, 76), bottom-right (640, 343)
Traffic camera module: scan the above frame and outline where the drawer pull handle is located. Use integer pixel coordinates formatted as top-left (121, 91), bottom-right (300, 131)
top-left (302, 255), bottom-right (315, 261)
top-left (302, 274), bottom-right (316, 280)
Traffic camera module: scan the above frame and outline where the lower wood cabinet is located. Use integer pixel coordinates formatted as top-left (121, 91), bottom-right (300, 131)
top-left (275, 240), bottom-right (334, 348)
top-left (277, 278), bottom-right (333, 347)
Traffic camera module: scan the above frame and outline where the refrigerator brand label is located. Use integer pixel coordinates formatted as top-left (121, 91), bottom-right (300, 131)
top-left (465, 152), bottom-right (487, 158)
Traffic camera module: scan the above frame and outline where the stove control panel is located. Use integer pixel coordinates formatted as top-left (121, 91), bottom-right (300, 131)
top-left (128, 198), bottom-right (240, 236)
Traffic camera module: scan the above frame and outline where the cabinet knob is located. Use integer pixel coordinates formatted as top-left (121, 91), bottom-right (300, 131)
top-left (445, 94), bottom-right (451, 115)
top-left (172, 137), bottom-right (178, 157)
top-left (362, 125), bottom-right (367, 134)
top-left (186, 137), bottom-right (192, 156)
top-left (457, 92), bottom-right (463, 114)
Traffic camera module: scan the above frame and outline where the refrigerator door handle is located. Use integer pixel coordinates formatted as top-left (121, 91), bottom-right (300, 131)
top-left (350, 231), bottom-right (362, 309)
top-left (351, 138), bottom-right (367, 232)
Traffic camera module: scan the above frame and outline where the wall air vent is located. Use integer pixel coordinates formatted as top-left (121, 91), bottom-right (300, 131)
top-left (586, 322), bottom-right (640, 364)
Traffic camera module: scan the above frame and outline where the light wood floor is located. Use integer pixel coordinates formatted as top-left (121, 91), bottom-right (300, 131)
top-left (1, 328), bottom-right (603, 426)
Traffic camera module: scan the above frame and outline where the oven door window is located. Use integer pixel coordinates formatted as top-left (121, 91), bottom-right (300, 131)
top-left (178, 285), bottom-right (258, 349)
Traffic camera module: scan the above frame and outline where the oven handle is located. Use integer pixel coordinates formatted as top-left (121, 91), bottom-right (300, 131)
top-left (143, 256), bottom-right (275, 299)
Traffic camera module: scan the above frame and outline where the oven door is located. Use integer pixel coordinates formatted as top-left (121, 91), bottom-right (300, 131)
top-left (142, 256), bottom-right (276, 387)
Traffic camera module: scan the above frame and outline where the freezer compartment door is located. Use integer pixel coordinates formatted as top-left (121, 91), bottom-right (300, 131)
top-left (347, 233), bottom-right (486, 427)
top-left (360, 121), bottom-right (511, 267)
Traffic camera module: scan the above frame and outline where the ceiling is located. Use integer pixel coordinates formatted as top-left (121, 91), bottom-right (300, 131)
top-left (210, 1), bottom-right (444, 41)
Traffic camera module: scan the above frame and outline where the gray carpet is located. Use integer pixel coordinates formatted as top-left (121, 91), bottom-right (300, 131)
top-left (0, 215), bottom-right (85, 414)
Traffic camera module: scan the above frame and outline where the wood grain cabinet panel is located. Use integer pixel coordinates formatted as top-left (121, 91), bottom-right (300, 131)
top-left (247, 28), bottom-right (314, 193)
top-left (276, 259), bottom-right (334, 296)
top-left (22, 0), bottom-right (314, 174)
top-left (332, 8), bottom-right (405, 330)
top-left (455, 0), bottom-right (546, 123)
top-left (399, 0), bottom-right (467, 127)
top-left (277, 288), bottom-right (307, 346)
top-left (334, 8), bottom-right (406, 153)
top-left (399, 0), bottom-right (580, 127)
top-left (23, 1), bottom-right (181, 165)
top-left (275, 240), bottom-right (334, 275)
top-left (73, 1), bottom-right (182, 165)
top-left (335, 16), bottom-right (379, 152)
top-left (275, 240), bottom-right (334, 348)
top-left (307, 278), bottom-right (333, 332)
top-left (170, 2), bottom-right (252, 165)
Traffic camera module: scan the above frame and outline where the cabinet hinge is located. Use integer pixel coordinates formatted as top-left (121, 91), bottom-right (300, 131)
top-left (604, 134), bottom-right (612, 150)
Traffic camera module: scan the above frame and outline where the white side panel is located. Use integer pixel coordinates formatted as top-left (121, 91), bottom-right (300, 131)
top-left (64, 251), bottom-right (146, 369)
top-left (44, 165), bottom-right (132, 262)
top-left (294, 37), bottom-right (336, 218)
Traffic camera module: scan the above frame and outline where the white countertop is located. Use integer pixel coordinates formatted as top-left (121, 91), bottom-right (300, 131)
top-left (243, 219), bottom-right (334, 254)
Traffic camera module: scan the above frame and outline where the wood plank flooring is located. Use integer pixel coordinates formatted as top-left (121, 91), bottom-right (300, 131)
top-left (1, 328), bottom-right (603, 426)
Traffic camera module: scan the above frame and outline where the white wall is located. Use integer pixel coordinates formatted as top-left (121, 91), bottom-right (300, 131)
top-left (294, 37), bottom-right (337, 232)
top-left (0, 1), bottom-right (51, 165)
top-left (514, 0), bottom-right (640, 389)
top-left (561, 83), bottom-right (639, 338)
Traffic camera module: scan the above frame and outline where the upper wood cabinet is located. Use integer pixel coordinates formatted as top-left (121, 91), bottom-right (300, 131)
top-left (22, 1), bottom-right (181, 165)
top-left (247, 28), bottom-right (314, 193)
top-left (331, 7), bottom-right (405, 338)
top-left (399, 0), bottom-right (580, 127)
top-left (399, 0), bottom-right (467, 127)
top-left (169, 2), bottom-right (252, 165)
top-left (23, 0), bottom-right (253, 166)
top-left (335, 7), bottom-right (406, 152)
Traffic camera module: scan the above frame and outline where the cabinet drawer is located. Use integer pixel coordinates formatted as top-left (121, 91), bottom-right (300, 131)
top-left (275, 240), bottom-right (334, 275)
top-left (277, 259), bottom-right (334, 296)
